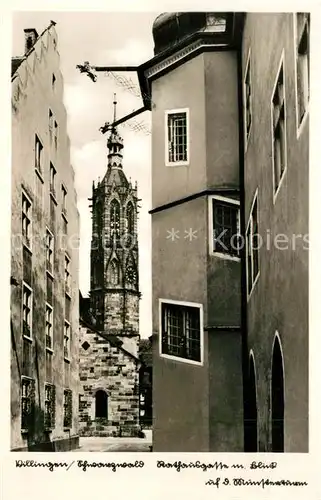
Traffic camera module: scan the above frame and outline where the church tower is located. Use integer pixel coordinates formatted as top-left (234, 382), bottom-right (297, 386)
top-left (90, 95), bottom-right (140, 357)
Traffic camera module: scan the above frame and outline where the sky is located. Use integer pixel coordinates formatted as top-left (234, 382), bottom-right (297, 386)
top-left (12, 12), bottom-right (160, 338)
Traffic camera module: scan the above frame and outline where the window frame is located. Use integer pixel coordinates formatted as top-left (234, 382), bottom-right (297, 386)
top-left (243, 48), bottom-right (253, 152)
top-left (208, 195), bottom-right (241, 261)
top-left (45, 302), bottom-right (54, 352)
top-left (22, 190), bottom-right (32, 251)
top-left (61, 184), bottom-right (68, 219)
top-left (45, 227), bottom-right (54, 276)
top-left (271, 52), bottom-right (287, 203)
top-left (64, 253), bottom-right (71, 296)
top-left (49, 162), bottom-right (57, 199)
top-left (44, 383), bottom-right (56, 431)
top-left (246, 189), bottom-right (260, 300)
top-left (63, 389), bottom-right (72, 429)
top-left (294, 13), bottom-right (310, 136)
top-left (165, 108), bottom-right (190, 167)
top-left (22, 281), bottom-right (33, 340)
top-left (35, 134), bottom-right (43, 174)
top-left (21, 376), bottom-right (35, 433)
top-left (159, 298), bottom-right (204, 366)
top-left (64, 320), bottom-right (71, 361)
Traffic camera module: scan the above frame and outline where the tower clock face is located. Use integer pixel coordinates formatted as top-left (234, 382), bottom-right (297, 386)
top-left (126, 266), bottom-right (136, 284)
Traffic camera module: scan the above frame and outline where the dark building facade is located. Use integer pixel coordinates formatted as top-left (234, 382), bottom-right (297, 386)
top-left (78, 102), bottom-right (141, 436)
top-left (11, 23), bottom-right (80, 451)
top-left (136, 12), bottom-right (309, 452)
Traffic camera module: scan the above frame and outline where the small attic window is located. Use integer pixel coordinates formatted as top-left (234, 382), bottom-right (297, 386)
top-left (82, 341), bottom-right (90, 351)
top-left (26, 36), bottom-right (33, 51)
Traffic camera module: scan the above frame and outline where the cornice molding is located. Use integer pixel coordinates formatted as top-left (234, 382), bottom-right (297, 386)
top-left (144, 38), bottom-right (228, 80)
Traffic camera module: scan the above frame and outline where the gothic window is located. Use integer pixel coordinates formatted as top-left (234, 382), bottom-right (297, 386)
top-left (95, 390), bottom-right (108, 419)
top-left (108, 259), bottom-right (119, 286)
top-left (125, 259), bottom-right (137, 289)
top-left (126, 202), bottom-right (134, 234)
top-left (110, 199), bottom-right (120, 237)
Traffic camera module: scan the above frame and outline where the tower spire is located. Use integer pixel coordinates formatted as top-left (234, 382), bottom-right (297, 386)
top-left (113, 93), bottom-right (117, 126)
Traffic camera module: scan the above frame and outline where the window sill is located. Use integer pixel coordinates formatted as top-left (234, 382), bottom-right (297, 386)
top-left (210, 251), bottom-right (241, 262)
top-left (21, 429), bottom-right (29, 435)
top-left (23, 334), bottom-right (33, 343)
top-left (62, 211), bottom-right (68, 223)
top-left (63, 427), bottom-right (71, 432)
top-left (64, 357), bottom-right (71, 364)
top-left (165, 161), bottom-right (189, 167)
top-left (35, 168), bottom-right (44, 184)
top-left (160, 352), bottom-right (203, 366)
top-left (46, 268), bottom-right (54, 279)
top-left (65, 288), bottom-right (72, 299)
top-left (22, 240), bottom-right (32, 254)
top-left (50, 191), bottom-right (58, 205)
top-left (46, 346), bottom-right (54, 354)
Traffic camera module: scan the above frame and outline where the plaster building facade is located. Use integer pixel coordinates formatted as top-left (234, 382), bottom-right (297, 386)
top-left (78, 108), bottom-right (141, 437)
top-left (11, 23), bottom-right (80, 451)
top-left (136, 12), bottom-right (309, 452)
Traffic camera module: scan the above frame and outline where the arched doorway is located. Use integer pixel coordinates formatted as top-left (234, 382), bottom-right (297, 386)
top-left (244, 352), bottom-right (258, 451)
top-left (271, 335), bottom-right (284, 452)
top-left (95, 390), bottom-right (108, 419)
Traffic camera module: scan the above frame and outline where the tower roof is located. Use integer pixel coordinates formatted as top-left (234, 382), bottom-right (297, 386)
top-left (152, 12), bottom-right (232, 55)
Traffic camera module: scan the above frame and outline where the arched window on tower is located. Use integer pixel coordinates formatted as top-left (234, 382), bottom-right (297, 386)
top-left (95, 390), bottom-right (108, 419)
top-left (126, 202), bottom-right (135, 234)
top-left (110, 199), bottom-right (120, 237)
top-left (108, 259), bottom-right (119, 286)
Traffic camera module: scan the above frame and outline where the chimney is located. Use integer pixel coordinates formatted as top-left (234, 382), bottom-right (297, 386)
top-left (24, 28), bottom-right (38, 53)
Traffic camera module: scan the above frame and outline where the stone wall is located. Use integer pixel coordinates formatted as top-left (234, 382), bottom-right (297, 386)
top-left (11, 25), bottom-right (79, 451)
top-left (79, 325), bottom-right (140, 437)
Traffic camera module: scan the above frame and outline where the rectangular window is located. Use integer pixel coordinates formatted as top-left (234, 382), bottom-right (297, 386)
top-left (22, 192), bottom-right (32, 249)
top-left (21, 377), bottom-right (35, 432)
top-left (65, 295), bottom-right (71, 322)
top-left (246, 192), bottom-right (259, 296)
top-left (54, 121), bottom-right (58, 149)
top-left (45, 304), bottom-right (53, 350)
top-left (46, 274), bottom-right (53, 306)
top-left (244, 51), bottom-right (252, 147)
top-left (271, 59), bottom-right (286, 195)
top-left (166, 109), bottom-right (189, 165)
top-left (44, 384), bottom-right (56, 430)
top-left (160, 300), bottom-right (203, 364)
top-left (46, 229), bottom-right (54, 275)
top-left (61, 185), bottom-right (67, 217)
top-left (49, 194), bottom-right (56, 229)
top-left (52, 73), bottom-right (56, 90)
top-left (210, 196), bottom-right (240, 258)
top-left (22, 338), bottom-right (32, 377)
top-left (50, 163), bottom-right (56, 197)
top-left (23, 246), bottom-right (32, 286)
top-left (46, 350), bottom-right (53, 382)
top-left (65, 255), bottom-right (71, 295)
top-left (35, 134), bottom-right (43, 173)
top-left (64, 321), bottom-right (70, 359)
top-left (296, 13), bottom-right (310, 125)
top-left (49, 110), bottom-right (53, 143)
top-left (63, 389), bottom-right (72, 428)
top-left (22, 283), bottom-right (32, 338)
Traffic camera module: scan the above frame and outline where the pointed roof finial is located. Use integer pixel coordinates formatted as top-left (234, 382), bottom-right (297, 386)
top-left (113, 93), bottom-right (117, 125)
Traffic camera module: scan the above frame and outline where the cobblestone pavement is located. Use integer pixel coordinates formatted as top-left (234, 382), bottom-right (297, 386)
top-left (73, 435), bottom-right (152, 453)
